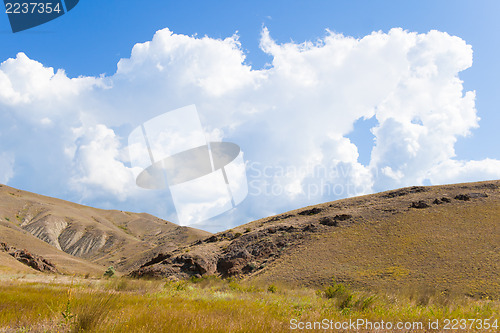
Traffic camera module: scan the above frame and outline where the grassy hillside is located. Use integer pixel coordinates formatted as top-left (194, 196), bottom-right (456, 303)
top-left (133, 180), bottom-right (500, 299)
top-left (253, 190), bottom-right (500, 298)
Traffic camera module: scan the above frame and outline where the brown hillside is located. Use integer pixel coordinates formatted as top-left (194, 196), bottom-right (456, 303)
top-left (131, 180), bottom-right (500, 298)
top-left (0, 250), bottom-right (38, 274)
top-left (0, 184), bottom-right (210, 275)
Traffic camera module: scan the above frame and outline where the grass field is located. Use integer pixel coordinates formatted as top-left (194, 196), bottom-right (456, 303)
top-left (0, 275), bottom-right (498, 332)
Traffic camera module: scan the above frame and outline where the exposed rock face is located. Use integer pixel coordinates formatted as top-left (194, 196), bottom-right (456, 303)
top-left (21, 214), bottom-right (118, 258)
top-left (131, 253), bottom-right (218, 279)
top-left (22, 215), bottom-right (68, 250)
top-left (131, 224), bottom-right (307, 279)
top-left (0, 242), bottom-right (57, 273)
top-left (64, 229), bottom-right (114, 257)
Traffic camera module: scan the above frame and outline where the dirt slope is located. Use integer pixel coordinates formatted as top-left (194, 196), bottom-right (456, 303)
top-left (0, 251), bottom-right (39, 274)
top-left (0, 184), bottom-right (210, 274)
top-left (131, 180), bottom-right (500, 298)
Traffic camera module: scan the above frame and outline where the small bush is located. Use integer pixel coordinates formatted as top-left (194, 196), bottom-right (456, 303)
top-left (103, 266), bottom-right (115, 278)
top-left (322, 279), bottom-right (378, 312)
top-left (324, 282), bottom-right (350, 299)
top-left (323, 279), bottom-right (354, 310)
top-left (267, 285), bottom-right (278, 293)
top-left (118, 225), bottom-right (128, 232)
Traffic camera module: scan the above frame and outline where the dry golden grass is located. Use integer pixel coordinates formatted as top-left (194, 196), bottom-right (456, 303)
top-left (0, 276), bottom-right (498, 332)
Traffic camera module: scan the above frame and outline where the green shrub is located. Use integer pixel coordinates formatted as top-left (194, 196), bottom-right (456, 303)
top-left (103, 266), bottom-right (115, 278)
top-left (323, 279), bottom-right (354, 310)
top-left (324, 282), bottom-right (349, 299)
top-left (322, 278), bottom-right (377, 312)
top-left (267, 285), bottom-right (278, 293)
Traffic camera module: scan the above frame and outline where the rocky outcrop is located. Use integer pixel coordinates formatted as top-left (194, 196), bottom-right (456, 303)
top-left (382, 186), bottom-right (427, 198)
top-left (130, 224), bottom-right (307, 279)
top-left (131, 253), bottom-right (218, 279)
top-left (319, 214), bottom-right (352, 226)
top-left (455, 194), bottom-right (471, 201)
top-left (410, 201), bottom-right (430, 209)
top-left (0, 242), bottom-right (57, 273)
top-left (433, 197), bottom-right (451, 204)
top-left (298, 208), bottom-right (323, 216)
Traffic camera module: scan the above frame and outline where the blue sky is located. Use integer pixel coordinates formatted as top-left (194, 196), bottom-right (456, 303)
top-left (1, 1), bottom-right (500, 231)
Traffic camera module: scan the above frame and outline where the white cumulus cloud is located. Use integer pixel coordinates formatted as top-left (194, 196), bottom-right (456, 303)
top-left (70, 124), bottom-right (137, 201)
top-left (0, 27), bottom-right (497, 231)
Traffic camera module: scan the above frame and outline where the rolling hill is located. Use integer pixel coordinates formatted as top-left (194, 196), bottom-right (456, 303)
top-left (0, 184), bottom-right (210, 275)
top-left (131, 180), bottom-right (500, 298)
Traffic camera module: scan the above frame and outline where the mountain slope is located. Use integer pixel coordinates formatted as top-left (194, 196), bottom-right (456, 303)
top-left (0, 184), bottom-right (210, 274)
top-left (131, 180), bottom-right (500, 298)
